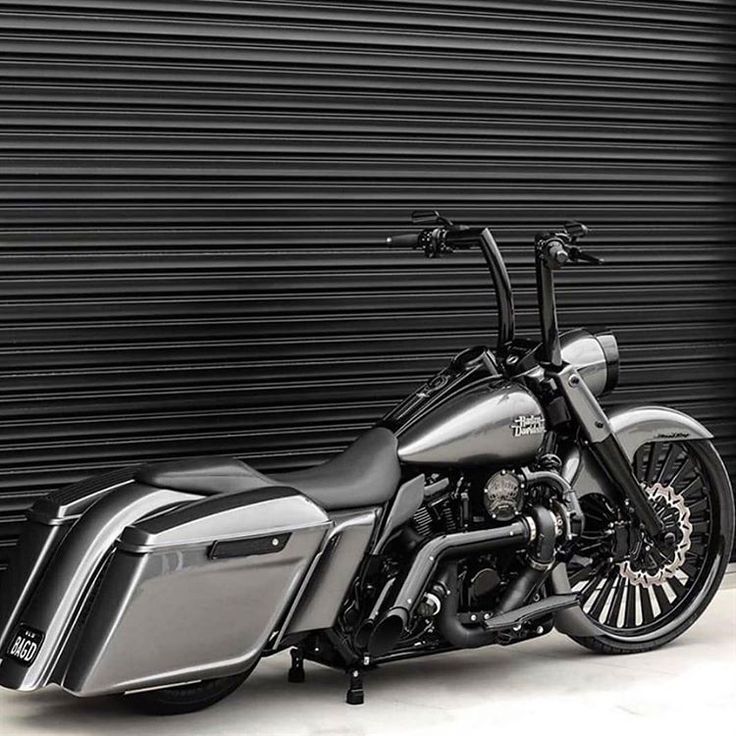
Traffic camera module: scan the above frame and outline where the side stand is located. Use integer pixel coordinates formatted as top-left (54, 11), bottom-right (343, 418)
top-left (288, 647), bottom-right (305, 683)
top-left (346, 666), bottom-right (364, 705)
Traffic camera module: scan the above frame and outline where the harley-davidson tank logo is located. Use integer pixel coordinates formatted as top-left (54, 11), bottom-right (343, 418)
top-left (510, 414), bottom-right (545, 437)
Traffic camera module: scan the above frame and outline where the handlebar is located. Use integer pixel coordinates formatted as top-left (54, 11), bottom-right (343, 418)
top-left (384, 212), bottom-right (517, 354)
top-left (385, 224), bottom-right (477, 258)
top-left (535, 222), bottom-right (604, 269)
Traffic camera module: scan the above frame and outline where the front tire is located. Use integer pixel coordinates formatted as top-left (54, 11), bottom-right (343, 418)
top-left (124, 665), bottom-right (255, 715)
top-left (568, 439), bottom-right (733, 654)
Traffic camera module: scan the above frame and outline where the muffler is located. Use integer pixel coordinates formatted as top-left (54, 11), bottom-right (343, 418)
top-left (367, 518), bottom-right (532, 656)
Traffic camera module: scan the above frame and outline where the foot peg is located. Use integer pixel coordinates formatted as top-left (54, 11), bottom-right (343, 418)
top-left (346, 668), bottom-right (364, 705)
top-left (483, 594), bottom-right (578, 632)
top-left (288, 648), bottom-right (305, 683)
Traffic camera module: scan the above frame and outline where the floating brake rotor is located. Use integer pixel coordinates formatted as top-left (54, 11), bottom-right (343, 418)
top-left (618, 483), bottom-right (693, 588)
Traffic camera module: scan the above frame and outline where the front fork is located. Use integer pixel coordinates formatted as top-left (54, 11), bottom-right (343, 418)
top-left (552, 364), bottom-right (665, 538)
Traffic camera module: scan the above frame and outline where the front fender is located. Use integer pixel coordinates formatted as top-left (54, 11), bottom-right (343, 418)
top-left (562, 405), bottom-right (712, 502)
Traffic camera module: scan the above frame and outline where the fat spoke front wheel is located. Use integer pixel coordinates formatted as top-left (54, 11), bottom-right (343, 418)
top-left (567, 439), bottom-right (733, 652)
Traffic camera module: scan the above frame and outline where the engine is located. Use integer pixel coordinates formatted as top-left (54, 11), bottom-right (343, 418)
top-left (394, 462), bottom-right (574, 637)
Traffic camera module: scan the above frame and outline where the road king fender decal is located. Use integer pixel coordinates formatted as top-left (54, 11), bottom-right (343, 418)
top-left (510, 414), bottom-right (545, 437)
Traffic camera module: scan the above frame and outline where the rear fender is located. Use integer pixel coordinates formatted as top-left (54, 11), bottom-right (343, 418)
top-left (0, 482), bottom-right (197, 692)
top-left (0, 466), bottom-right (139, 655)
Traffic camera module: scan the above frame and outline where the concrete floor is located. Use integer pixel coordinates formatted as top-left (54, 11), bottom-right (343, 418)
top-left (1, 586), bottom-right (734, 736)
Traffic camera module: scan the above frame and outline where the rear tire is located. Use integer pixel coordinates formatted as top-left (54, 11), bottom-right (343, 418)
top-left (124, 665), bottom-right (255, 715)
top-left (568, 439), bottom-right (733, 655)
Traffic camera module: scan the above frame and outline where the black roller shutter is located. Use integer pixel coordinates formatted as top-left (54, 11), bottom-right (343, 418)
top-left (1, 1), bottom-right (735, 573)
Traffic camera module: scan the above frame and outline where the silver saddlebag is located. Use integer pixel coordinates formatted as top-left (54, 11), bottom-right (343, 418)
top-left (59, 486), bottom-right (330, 696)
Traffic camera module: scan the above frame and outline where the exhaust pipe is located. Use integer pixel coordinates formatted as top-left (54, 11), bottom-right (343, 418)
top-left (367, 518), bottom-right (532, 657)
top-left (495, 506), bottom-right (558, 614)
top-left (434, 506), bottom-right (558, 649)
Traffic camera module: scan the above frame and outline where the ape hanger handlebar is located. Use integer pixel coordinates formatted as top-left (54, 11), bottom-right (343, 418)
top-left (387, 211), bottom-right (516, 356)
top-left (386, 211), bottom-right (604, 366)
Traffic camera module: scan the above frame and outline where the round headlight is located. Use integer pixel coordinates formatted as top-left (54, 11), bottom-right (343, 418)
top-left (594, 330), bottom-right (619, 394)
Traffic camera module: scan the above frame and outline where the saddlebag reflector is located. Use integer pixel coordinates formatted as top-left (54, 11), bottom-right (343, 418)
top-left (209, 532), bottom-right (291, 559)
top-left (62, 487), bottom-right (329, 697)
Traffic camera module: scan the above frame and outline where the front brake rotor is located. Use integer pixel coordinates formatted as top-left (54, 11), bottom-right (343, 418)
top-left (618, 483), bottom-right (693, 587)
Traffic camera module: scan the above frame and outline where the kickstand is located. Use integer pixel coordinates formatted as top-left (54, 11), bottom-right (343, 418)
top-left (346, 667), bottom-right (364, 705)
top-left (288, 647), bottom-right (305, 683)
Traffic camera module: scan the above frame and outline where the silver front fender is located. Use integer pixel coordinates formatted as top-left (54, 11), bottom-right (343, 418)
top-left (562, 404), bottom-right (713, 500)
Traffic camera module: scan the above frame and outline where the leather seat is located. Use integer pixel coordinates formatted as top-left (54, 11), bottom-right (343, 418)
top-left (135, 427), bottom-right (401, 511)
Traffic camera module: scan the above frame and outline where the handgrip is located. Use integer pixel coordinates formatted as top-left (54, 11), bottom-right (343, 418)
top-left (386, 232), bottom-right (420, 248)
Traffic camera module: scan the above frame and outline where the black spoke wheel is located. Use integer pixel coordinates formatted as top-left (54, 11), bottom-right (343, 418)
top-left (568, 439), bottom-right (733, 653)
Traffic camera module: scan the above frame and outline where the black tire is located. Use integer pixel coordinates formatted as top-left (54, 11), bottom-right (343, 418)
top-left (568, 439), bottom-right (734, 655)
top-left (124, 665), bottom-right (255, 715)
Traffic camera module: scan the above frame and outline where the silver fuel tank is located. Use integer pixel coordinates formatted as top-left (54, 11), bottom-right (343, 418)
top-left (397, 383), bottom-right (546, 466)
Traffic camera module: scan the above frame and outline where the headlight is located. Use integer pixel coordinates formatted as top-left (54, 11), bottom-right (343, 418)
top-left (594, 330), bottom-right (620, 395)
top-left (559, 329), bottom-right (619, 396)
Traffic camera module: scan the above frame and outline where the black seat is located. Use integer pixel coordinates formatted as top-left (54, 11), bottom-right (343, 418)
top-left (135, 427), bottom-right (401, 511)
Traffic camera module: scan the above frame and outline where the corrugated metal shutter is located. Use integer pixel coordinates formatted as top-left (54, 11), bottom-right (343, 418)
top-left (1, 0), bottom-right (735, 573)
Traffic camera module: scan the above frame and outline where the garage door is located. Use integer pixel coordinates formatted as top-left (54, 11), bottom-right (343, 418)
top-left (1, 1), bottom-right (735, 572)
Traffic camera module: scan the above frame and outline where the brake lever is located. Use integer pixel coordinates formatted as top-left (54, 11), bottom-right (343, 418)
top-left (411, 209), bottom-right (453, 227)
top-left (567, 245), bottom-right (605, 265)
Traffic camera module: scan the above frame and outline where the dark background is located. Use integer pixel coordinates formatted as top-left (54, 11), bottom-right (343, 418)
top-left (1, 1), bottom-right (735, 576)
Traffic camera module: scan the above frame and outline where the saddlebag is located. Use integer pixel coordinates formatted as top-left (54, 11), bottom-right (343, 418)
top-left (0, 479), bottom-right (334, 697)
top-left (61, 487), bottom-right (330, 696)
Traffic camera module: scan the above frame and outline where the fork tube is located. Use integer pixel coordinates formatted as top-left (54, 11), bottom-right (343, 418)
top-left (535, 250), bottom-right (563, 369)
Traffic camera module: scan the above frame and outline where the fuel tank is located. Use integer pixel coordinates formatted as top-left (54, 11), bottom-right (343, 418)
top-left (397, 383), bottom-right (546, 466)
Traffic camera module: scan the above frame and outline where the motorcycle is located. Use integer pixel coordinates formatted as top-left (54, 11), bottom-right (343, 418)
top-left (0, 211), bottom-right (732, 715)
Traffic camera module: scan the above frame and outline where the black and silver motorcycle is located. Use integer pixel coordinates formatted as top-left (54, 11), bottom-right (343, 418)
top-left (0, 212), bottom-right (732, 715)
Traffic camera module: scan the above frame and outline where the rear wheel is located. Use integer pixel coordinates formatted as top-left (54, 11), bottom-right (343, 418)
top-left (124, 665), bottom-right (255, 715)
top-left (567, 439), bottom-right (733, 654)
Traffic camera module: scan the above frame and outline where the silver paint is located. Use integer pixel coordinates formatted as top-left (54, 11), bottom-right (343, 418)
top-left (0, 476), bottom-right (141, 659)
top-left (0, 483), bottom-right (198, 692)
top-left (63, 493), bottom-right (330, 696)
top-left (284, 508), bottom-right (379, 637)
top-left (559, 329), bottom-right (610, 397)
top-left (562, 404), bottom-right (714, 501)
top-left (609, 405), bottom-right (713, 458)
top-left (397, 384), bottom-right (546, 466)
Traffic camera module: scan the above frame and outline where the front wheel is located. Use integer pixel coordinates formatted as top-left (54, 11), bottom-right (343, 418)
top-left (124, 665), bottom-right (255, 715)
top-left (567, 439), bottom-right (733, 654)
